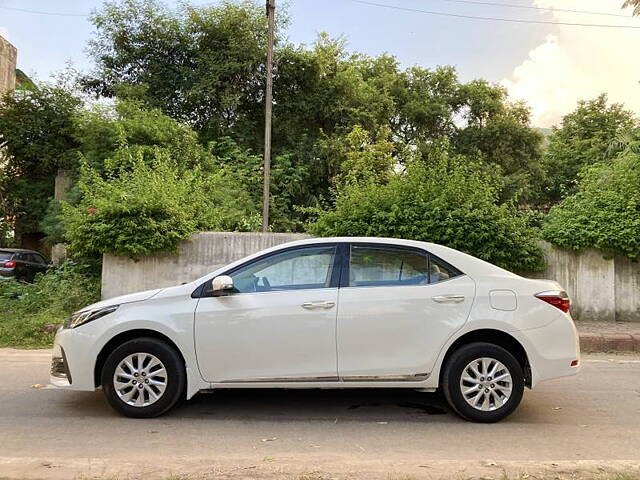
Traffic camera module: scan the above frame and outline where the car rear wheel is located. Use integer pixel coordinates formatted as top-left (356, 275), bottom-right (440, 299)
top-left (101, 337), bottom-right (185, 418)
top-left (442, 342), bottom-right (524, 423)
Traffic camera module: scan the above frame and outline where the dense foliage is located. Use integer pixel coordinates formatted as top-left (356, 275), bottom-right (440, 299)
top-left (0, 86), bottom-right (81, 246)
top-left (0, 261), bottom-right (100, 348)
top-left (55, 102), bottom-right (260, 257)
top-left (543, 148), bottom-right (640, 260)
top-left (541, 95), bottom-right (636, 204)
top-left (310, 141), bottom-right (544, 272)
top-left (84, 1), bottom-right (546, 216)
top-left (64, 160), bottom-right (226, 256)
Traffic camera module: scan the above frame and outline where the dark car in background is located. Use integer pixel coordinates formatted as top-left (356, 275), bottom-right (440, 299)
top-left (0, 249), bottom-right (49, 282)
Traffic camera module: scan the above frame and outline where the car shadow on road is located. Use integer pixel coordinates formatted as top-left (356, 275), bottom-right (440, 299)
top-left (55, 387), bottom-right (456, 422)
top-left (55, 387), bottom-right (549, 424)
top-left (177, 388), bottom-right (452, 422)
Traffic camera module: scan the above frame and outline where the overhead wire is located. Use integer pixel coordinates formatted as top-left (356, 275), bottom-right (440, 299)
top-left (350, 0), bottom-right (640, 29)
top-left (427, 0), bottom-right (637, 19)
top-left (0, 5), bottom-right (89, 17)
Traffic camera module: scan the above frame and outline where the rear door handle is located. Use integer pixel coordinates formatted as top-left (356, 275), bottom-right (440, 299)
top-left (301, 301), bottom-right (336, 310)
top-left (432, 295), bottom-right (465, 304)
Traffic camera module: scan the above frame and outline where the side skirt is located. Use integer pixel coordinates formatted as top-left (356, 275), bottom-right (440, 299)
top-left (219, 373), bottom-right (430, 384)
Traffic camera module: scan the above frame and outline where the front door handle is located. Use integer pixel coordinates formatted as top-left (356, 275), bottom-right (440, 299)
top-left (301, 301), bottom-right (336, 310)
top-left (432, 295), bottom-right (465, 304)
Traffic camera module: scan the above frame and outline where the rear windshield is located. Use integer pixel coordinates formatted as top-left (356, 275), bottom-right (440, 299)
top-left (0, 251), bottom-right (14, 261)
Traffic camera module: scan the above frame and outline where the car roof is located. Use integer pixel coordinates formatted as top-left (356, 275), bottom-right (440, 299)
top-left (0, 248), bottom-right (44, 254)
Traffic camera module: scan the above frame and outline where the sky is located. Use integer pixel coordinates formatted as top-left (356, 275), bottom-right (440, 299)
top-left (0, 0), bottom-right (638, 127)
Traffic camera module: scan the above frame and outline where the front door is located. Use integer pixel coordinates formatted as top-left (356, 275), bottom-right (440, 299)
top-left (195, 244), bottom-right (341, 383)
top-left (337, 243), bottom-right (475, 380)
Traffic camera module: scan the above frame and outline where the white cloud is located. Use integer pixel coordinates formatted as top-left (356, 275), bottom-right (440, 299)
top-left (501, 0), bottom-right (640, 127)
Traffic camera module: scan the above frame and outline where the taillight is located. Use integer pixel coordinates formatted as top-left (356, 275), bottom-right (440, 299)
top-left (3, 260), bottom-right (17, 269)
top-left (535, 290), bottom-right (570, 313)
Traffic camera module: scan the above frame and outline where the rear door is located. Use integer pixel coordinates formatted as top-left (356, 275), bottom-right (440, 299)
top-left (336, 243), bottom-right (476, 380)
top-left (13, 253), bottom-right (29, 280)
top-left (30, 253), bottom-right (49, 275)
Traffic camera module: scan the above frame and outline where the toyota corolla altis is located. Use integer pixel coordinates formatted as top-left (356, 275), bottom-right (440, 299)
top-left (50, 237), bottom-right (580, 422)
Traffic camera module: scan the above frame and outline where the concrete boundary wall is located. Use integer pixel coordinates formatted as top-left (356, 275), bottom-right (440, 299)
top-left (525, 242), bottom-right (639, 322)
top-left (101, 232), bottom-right (309, 299)
top-left (102, 233), bottom-right (640, 322)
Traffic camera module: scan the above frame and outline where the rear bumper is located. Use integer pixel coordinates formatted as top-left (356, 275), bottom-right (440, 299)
top-left (0, 269), bottom-right (15, 279)
top-left (519, 315), bottom-right (581, 388)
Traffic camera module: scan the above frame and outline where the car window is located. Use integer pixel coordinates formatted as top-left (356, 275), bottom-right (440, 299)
top-left (0, 251), bottom-right (13, 261)
top-left (230, 245), bottom-right (337, 293)
top-left (349, 246), bottom-right (429, 287)
top-left (429, 255), bottom-right (462, 283)
top-left (32, 254), bottom-right (46, 264)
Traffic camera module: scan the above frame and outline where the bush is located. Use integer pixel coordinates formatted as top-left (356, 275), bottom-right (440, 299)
top-left (309, 150), bottom-right (544, 272)
top-left (543, 151), bottom-right (640, 259)
top-left (61, 155), bottom-right (259, 257)
top-left (0, 261), bottom-right (100, 348)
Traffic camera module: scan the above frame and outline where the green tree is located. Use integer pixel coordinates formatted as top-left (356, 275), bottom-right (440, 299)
top-left (451, 81), bottom-right (544, 204)
top-left (86, 0), bottom-right (268, 145)
top-left (86, 0), bottom-right (545, 221)
top-left (541, 94), bottom-right (636, 203)
top-left (310, 144), bottom-right (543, 272)
top-left (75, 100), bottom-right (217, 175)
top-left (0, 85), bottom-right (81, 247)
top-left (55, 102), bottom-right (261, 256)
top-left (332, 125), bottom-right (395, 189)
top-left (543, 149), bottom-right (640, 260)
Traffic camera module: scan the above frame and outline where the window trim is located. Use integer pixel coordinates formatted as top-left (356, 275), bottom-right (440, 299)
top-left (343, 242), bottom-right (464, 289)
top-left (193, 243), bottom-right (346, 298)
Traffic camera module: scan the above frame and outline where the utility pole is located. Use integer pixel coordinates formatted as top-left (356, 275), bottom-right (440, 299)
top-left (262, 0), bottom-right (275, 232)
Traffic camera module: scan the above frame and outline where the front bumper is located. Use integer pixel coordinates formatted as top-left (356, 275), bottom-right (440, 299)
top-left (50, 347), bottom-right (72, 383)
top-left (49, 327), bottom-right (98, 391)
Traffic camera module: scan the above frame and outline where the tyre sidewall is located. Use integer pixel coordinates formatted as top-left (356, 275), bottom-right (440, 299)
top-left (101, 337), bottom-right (185, 418)
top-left (443, 342), bottom-right (524, 423)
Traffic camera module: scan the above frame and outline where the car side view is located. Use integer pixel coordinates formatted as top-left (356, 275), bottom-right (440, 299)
top-left (0, 248), bottom-right (49, 283)
top-left (50, 237), bottom-right (580, 422)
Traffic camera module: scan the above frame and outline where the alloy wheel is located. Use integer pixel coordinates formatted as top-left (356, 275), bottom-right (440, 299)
top-left (113, 352), bottom-right (168, 407)
top-left (459, 357), bottom-right (512, 411)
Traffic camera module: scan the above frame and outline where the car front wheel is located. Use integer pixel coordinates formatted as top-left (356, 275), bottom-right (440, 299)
top-left (101, 337), bottom-right (185, 418)
top-left (442, 342), bottom-right (524, 423)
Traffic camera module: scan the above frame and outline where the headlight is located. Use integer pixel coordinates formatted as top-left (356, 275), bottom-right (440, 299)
top-left (64, 305), bottom-right (119, 329)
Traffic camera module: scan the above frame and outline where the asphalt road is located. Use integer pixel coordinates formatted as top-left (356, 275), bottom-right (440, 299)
top-left (1, 349), bottom-right (639, 480)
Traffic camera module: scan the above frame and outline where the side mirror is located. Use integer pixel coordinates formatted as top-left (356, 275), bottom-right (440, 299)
top-left (211, 275), bottom-right (234, 296)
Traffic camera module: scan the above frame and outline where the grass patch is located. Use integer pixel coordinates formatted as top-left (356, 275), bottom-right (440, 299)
top-left (0, 261), bottom-right (100, 348)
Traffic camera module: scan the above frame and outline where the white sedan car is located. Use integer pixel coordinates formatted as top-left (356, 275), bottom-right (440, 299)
top-left (51, 237), bottom-right (580, 422)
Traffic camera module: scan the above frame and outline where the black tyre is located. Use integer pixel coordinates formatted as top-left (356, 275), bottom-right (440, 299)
top-left (442, 342), bottom-right (524, 423)
top-left (101, 337), bottom-right (185, 418)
